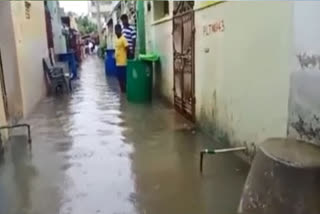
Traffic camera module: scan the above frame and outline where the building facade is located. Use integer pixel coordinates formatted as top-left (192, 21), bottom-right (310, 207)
top-left (88, 0), bottom-right (113, 25)
top-left (0, 1), bottom-right (48, 128)
top-left (144, 1), bottom-right (320, 150)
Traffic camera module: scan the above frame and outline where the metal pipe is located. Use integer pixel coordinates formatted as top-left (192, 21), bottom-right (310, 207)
top-left (200, 149), bottom-right (215, 173)
top-left (200, 146), bottom-right (247, 173)
top-left (214, 146), bottom-right (247, 153)
top-left (0, 123), bottom-right (32, 145)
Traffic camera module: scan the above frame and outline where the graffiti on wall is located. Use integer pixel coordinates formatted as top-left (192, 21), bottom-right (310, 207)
top-left (203, 20), bottom-right (224, 36)
top-left (297, 53), bottom-right (320, 70)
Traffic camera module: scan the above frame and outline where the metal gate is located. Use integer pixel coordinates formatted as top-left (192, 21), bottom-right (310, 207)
top-left (172, 1), bottom-right (195, 122)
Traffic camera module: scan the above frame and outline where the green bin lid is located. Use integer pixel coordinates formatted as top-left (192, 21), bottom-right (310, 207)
top-left (139, 53), bottom-right (160, 62)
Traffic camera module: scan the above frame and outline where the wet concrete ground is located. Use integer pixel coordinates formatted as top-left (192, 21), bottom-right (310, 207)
top-left (0, 56), bottom-right (249, 214)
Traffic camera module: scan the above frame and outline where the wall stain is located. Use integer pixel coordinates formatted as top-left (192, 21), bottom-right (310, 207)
top-left (291, 114), bottom-right (320, 141)
top-left (297, 53), bottom-right (320, 70)
top-left (199, 115), bottom-right (230, 146)
top-left (198, 90), bottom-right (231, 147)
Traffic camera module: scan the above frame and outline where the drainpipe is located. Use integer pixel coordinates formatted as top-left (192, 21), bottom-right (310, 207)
top-left (137, 0), bottom-right (146, 54)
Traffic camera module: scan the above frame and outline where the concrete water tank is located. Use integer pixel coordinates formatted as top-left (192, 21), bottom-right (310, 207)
top-left (238, 138), bottom-right (320, 214)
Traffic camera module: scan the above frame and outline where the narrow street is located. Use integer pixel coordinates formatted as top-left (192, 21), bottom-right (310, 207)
top-left (0, 57), bottom-right (248, 214)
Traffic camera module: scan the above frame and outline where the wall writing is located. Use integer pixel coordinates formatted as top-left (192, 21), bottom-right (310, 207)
top-left (25, 1), bottom-right (31, 19)
top-left (203, 20), bottom-right (224, 36)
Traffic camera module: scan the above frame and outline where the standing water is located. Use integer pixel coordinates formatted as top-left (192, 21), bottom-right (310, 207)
top-left (0, 57), bottom-right (249, 214)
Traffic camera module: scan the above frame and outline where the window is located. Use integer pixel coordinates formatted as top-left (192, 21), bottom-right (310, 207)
top-left (153, 0), bottom-right (169, 21)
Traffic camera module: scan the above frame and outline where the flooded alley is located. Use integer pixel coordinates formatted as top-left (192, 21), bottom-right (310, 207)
top-left (0, 57), bottom-right (248, 214)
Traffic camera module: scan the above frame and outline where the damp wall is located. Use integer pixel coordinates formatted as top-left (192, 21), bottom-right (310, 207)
top-left (287, 2), bottom-right (320, 145)
top-left (194, 2), bottom-right (293, 146)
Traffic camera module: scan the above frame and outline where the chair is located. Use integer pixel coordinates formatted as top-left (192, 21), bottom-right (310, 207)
top-left (52, 57), bottom-right (73, 91)
top-left (49, 49), bottom-right (73, 91)
top-left (43, 58), bottom-right (70, 94)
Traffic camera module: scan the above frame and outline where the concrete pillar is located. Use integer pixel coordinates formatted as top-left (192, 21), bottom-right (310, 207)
top-left (238, 138), bottom-right (320, 214)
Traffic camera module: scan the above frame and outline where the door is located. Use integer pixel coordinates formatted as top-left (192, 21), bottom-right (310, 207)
top-left (44, 1), bottom-right (54, 50)
top-left (172, 1), bottom-right (195, 122)
top-left (0, 50), bottom-right (9, 120)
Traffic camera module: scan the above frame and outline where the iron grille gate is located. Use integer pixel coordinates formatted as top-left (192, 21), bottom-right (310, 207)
top-left (172, 2), bottom-right (195, 122)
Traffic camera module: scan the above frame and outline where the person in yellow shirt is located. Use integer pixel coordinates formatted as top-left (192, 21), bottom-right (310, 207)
top-left (115, 24), bottom-right (129, 93)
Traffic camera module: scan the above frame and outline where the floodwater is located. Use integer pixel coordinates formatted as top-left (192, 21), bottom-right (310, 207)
top-left (0, 57), bottom-right (249, 214)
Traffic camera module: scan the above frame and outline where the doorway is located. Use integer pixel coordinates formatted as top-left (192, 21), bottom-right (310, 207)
top-left (172, 1), bottom-right (195, 122)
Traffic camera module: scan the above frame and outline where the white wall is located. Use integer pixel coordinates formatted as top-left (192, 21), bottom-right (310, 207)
top-left (145, 1), bottom-right (174, 101)
top-left (0, 1), bottom-right (23, 123)
top-left (195, 2), bottom-right (293, 146)
top-left (11, 1), bottom-right (48, 117)
top-left (288, 2), bottom-right (320, 145)
top-left (152, 21), bottom-right (173, 101)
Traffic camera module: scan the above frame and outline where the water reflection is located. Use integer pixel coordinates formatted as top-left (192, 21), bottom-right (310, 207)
top-left (11, 136), bottom-right (35, 213)
top-left (0, 56), bottom-right (248, 214)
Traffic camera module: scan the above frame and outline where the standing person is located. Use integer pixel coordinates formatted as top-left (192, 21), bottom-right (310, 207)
top-left (120, 14), bottom-right (136, 59)
top-left (115, 24), bottom-right (129, 93)
top-left (91, 39), bottom-right (96, 53)
top-left (85, 40), bottom-right (90, 55)
top-left (88, 41), bottom-right (93, 55)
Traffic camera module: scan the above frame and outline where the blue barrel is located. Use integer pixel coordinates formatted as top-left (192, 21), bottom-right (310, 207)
top-left (105, 49), bottom-right (116, 76)
top-left (57, 52), bottom-right (77, 79)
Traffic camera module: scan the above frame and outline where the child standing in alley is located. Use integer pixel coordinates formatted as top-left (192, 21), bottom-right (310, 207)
top-left (115, 24), bottom-right (129, 93)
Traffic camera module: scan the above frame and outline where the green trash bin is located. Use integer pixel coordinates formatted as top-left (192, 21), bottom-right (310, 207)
top-left (139, 53), bottom-right (160, 62)
top-left (126, 59), bottom-right (153, 103)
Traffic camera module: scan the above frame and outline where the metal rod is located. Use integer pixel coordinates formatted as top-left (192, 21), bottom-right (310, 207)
top-left (200, 149), bottom-right (215, 173)
top-left (214, 147), bottom-right (247, 153)
top-left (200, 147), bottom-right (247, 173)
top-left (0, 123), bottom-right (32, 145)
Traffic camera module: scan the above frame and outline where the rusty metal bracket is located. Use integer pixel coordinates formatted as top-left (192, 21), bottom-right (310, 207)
top-left (0, 123), bottom-right (32, 145)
